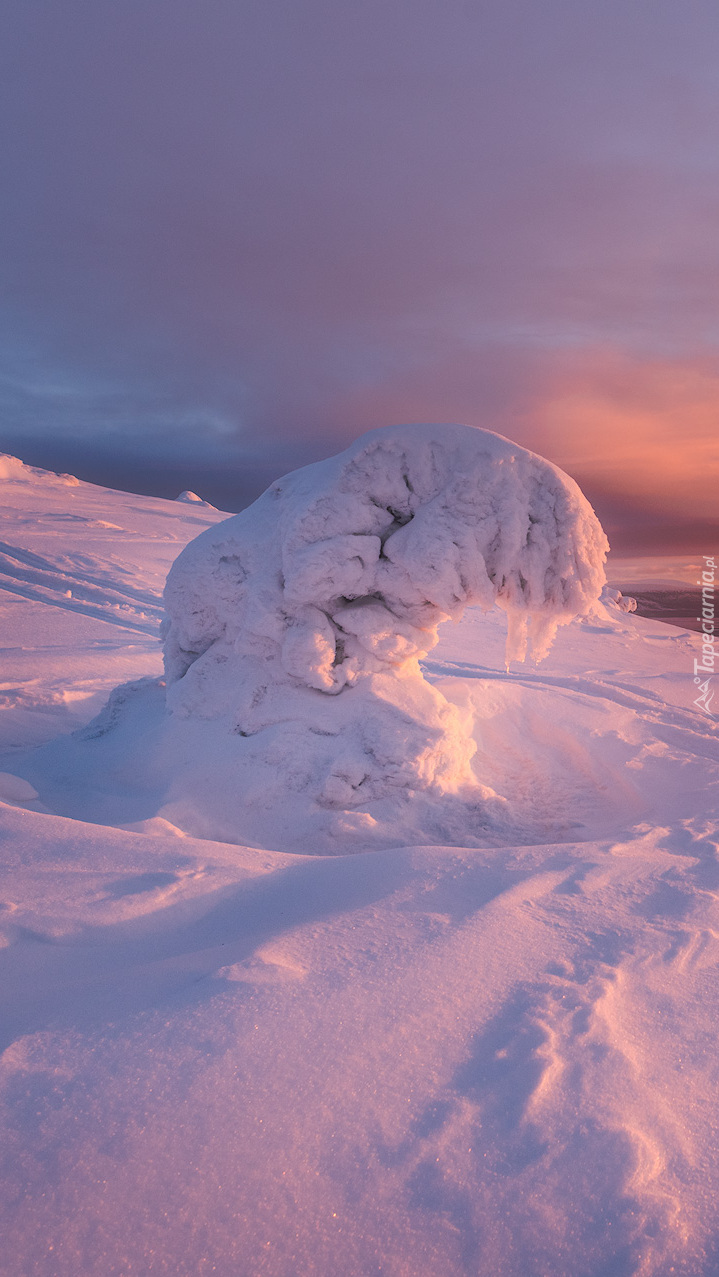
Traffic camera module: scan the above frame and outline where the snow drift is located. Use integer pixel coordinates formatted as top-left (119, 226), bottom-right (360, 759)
top-left (0, 453), bottom-right (78, 485)
top-left (160, 424), bottom-right (607, 837)
top-left (3, 450), bottom-right (719, 1277)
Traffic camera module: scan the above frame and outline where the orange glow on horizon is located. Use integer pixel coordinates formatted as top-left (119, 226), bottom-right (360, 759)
top-left (530, 351), bottom-right (719, 521)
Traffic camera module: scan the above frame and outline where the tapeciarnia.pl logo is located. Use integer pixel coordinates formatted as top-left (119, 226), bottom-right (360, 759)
top-left (694, 554), bottom-right (716, 715)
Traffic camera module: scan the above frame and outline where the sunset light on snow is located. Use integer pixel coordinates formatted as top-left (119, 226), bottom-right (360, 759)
top-left (0, 3), bottom-right (718, 1275)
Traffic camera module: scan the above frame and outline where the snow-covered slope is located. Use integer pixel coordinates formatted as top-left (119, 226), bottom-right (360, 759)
top-left (0, 455), bottom-right (226, 751)
top-left (1, 454), bottom-right (717, 1277)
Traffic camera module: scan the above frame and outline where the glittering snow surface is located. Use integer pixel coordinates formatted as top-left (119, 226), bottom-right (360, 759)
top-left (0, 445), bottom-right (718, 1277)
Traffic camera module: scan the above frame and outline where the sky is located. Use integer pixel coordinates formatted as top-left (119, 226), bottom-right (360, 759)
top-left (1, 0), bottom-right (718, 551)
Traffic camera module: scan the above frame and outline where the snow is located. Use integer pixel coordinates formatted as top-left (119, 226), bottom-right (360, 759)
top-left (1, 443), bottom-right (718, 1276)
top-left (602, 584), bottom-right (638, 613)
top-left (176, 489), bottom-right (215, 508)
top-left (0, 453), bottom-right (80, 485)
top-left (164, 423), bottom-right (608, 685)
top-left (154, 424), bottom-right (609, 848)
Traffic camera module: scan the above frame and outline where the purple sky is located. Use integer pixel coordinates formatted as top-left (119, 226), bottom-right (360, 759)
top-left (1, 0), bottom-right (718, 549)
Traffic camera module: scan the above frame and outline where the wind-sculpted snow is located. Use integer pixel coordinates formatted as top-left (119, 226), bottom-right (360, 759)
top-left (162, 424), bottom-right (607, 831)
top-left (3, 458), bottom-right (719, 1277)
top-left (0, 452), bottom-right (79, 485)
top-left (164, 423), bottom-right (607, 685)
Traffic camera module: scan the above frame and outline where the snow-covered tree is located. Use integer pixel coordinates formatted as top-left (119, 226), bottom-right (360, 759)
top-left (162, 424), bottom-right (607, 819)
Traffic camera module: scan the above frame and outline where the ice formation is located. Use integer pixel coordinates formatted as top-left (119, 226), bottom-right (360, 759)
top-left (161, 424), bottom-right (607, 829)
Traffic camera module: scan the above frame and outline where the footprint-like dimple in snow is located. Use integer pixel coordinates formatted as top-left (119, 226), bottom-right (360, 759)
top-left (218, 944), bottom-right (308, 984)
top-left (105, 871), bottom-right (180, 899)
top-left (0, 773), bottom-right (38, 803)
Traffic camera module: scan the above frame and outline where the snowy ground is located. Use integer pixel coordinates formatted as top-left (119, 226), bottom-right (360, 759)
top-left (1, 457), bottom-right (718, 1276)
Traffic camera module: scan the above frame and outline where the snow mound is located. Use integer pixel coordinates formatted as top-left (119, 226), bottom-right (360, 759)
top-left (176, 489), bottom-right (214, 507)
top-left (0, 454), bottom-right (79, 485)
top-left (602, 585), bottom-right (638, 613)
top-left (158, 425), bottom-right (608, 842)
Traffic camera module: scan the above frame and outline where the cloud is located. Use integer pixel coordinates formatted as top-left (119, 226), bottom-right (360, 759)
top-left (1, 0), bottom-right (718, 547)
top-left (528, 350), bottom-right (719, 518)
